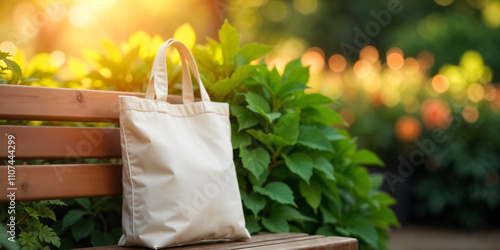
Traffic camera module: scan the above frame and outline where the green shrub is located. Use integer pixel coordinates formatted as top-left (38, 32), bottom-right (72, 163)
top-left (0, 21), bottom-right (399, 250)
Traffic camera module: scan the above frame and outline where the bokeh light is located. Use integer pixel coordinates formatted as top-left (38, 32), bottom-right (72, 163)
top-left (462, 105), bottom-right (479, 123)
top-left (360, 46), bottom-right (379, 64)
top-left (301, 47), bottom-right (325, 73)
top-left (263, 0), bottom-right (289, 22)
top-left (432, 74), bottom-right (450, 93)
top-left (434, 0), bottom-right (454, 7)
top-left (420, 99), bottom-right (451, 128)
top-left (293, 0), bottom-right (318, 15)
top-left (467, 83), bottom-right (485, 103)
top-left (387, 48), bottom-right (405, 70)
top-left (395, 116), bottom-right (422, 142)
top-left (328, 54), bottom-right (346, 73)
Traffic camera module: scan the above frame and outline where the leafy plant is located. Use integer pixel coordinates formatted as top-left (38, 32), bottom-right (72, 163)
top-left (0, 21), bottom-right (398, 250)
top-left (0, 200), bottom-right (66, 250)
top-left (53, 197), bottom-right (122, 249)
top-left (194, 20), bottom-right (399, 250)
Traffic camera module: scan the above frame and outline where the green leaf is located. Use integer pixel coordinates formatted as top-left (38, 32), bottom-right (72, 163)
top-left (270, 67), bottom-right (282, 93)
top-left (370, 174), bottom-right (385, 189)
top-left (62, 210), bottom-right (88, 229)
top-left (319, 205), bottom-right (338, 224)
top-left (244, 92), bottom-right (271, 114)
top-left (344, 219), bottom-right (379, 249)
top-left (347, 165), bottom-right (371, 196)
top-left (366, 207), bottom-right (401, 229)
top-left (173, 23), bottom-right (196, 49)
top-left (239, 43), bottom-right (273, 63)
top-left (249, 170), bottom-right (269, 187)
top-left (276, 81), bottom-right (308, 98)
top-left (274, 112), bottom-right (300, 145)
top-left (38, 225), bottom-right (60, 248)
top-left (245, 216), bottom-right (262, 234)
top-left (254, 182), bottom-right (296, 206)
top-left (309, 106), bottom-right (346, 126)
top-left (74, 198), bottom-right (91, 211)
top-left (283, 58), bottom-right (301, 79)
top-left (262, 214), bottom-right (289, 233)
top-left (240, 147), bottom-right (270, 179)
top-left (316, 225), bottom-right (336, 236)
top-left (299, 180), bottom-right (322, 212)
top-left (35, 206), bottom-right (56, 221)
top-left (318, 125), bottom-right (346, 141)
top-left (210, 65), bottom-right (253, 100)
top-left (0, 52), bottom-right (9, 60)
top-left (298, 125), bottom-right (333, 152)
top-left (371, 192), bottom-right (396, 206)
top-left (293, 94), bottom-right (333, 108)
top-left (282, 64), bottom-right (309, 84)
top-left (231, 124), bottom-right (251, 149)
top-left (241, 191), bottom-right (267, 215)
top-left (282, 153), bottom-right (314, 182)
top-left (230, 105), bottom-right (259, 131)
top-left (352, 149), bottom-right (385, 166)
top-left (274, 205), bottom-right (317, 222)
top-left (3, 59), bottom-right (22, 77)
top-left (313, 157), bottom-right (335, 182)
top-left (219, 20), bottom-right (240, 76)
top-left (44, 200), bottom-right (66, 206)
top-left (247, 129), bottom-right (280, 147)
top-left (19, 232), bottom-right (42, 250)
top-left (256, 106), bottom-right (282, 123)
top-left (71, 219), bottom-right (95, 242)
top-left (90, 230), bottom-right (115, 247)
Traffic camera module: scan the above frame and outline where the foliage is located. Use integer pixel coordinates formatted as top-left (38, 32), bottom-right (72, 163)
top-left (305, 36), bottom-right (500, 228)
top-left (0, 21), bottom-right (398, 249)
top-left (194, 21), bottom-right (399, 250)
top-left (53, 197), bottom-right (122, 248)
top-left (0, 200), bottom-right (66, 250)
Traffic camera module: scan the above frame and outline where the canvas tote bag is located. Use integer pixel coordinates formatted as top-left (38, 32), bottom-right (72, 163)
top-left (118, 39), bottom-right (250, 249)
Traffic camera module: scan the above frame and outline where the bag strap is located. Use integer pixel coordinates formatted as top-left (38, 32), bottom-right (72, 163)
top-left (145, 39), bottom-right (211, 103)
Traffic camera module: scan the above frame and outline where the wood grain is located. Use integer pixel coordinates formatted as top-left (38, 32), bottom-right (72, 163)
top-left (0, 84), bottom-right (184, 122)
top-left (0, 163), bottom-right (122, 202)
top-left (78, 233), bottom-right (358, 250)
top-left (0, 125), bottom-right (121, 159)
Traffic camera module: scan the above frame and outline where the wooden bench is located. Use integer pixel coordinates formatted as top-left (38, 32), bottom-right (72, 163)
top-left (0, 84), bottom-right (358, 249)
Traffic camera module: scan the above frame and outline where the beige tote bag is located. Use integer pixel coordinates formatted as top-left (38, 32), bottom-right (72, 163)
top-left (118, 39), bottom-right (250, 249)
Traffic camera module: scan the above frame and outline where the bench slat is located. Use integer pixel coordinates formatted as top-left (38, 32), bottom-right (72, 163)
top-left (0, 163), bottom-right (122, 202)
top-left (0, 84), bottom-right (183, 122)
top-left (0, 125), bottom-right (121, 159)
top-left (78, 233), bottom-right (358, 250)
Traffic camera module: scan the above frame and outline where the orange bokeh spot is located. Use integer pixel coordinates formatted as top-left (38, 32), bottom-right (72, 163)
top-left (353, 60), bottom-right (371, 78)
top-left (417, 51), bottom-right (435, 70)
top-left (395, 116), bottom-right (422, 142)
top-left (360, 46), bottom-right (379, 64)
top-left (328, 54), bottom-right (347, 73)
top-left (431, 74), bottom-right (449, 93)
top-left (387, 48), bottom-right (404, 70)
top-left (404, 58), bottom-right (420, 74)
top-left (302, 48), bottom-right (325, 73)
top-left (420, 98), bottom-right (451, 129)
top-left (462, 105), bottom-right (479, 123)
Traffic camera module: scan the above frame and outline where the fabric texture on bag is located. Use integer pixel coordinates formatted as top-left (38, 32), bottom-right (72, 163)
top-left (118, 39), bottom-right (250, 249)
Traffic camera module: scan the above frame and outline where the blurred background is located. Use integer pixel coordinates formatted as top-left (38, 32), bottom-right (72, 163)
top-left (1, 0), bottom-right (500, 249)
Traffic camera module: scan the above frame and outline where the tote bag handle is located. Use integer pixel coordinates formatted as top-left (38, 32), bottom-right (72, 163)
top-left (145, 39), bottom-right (211, 103)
